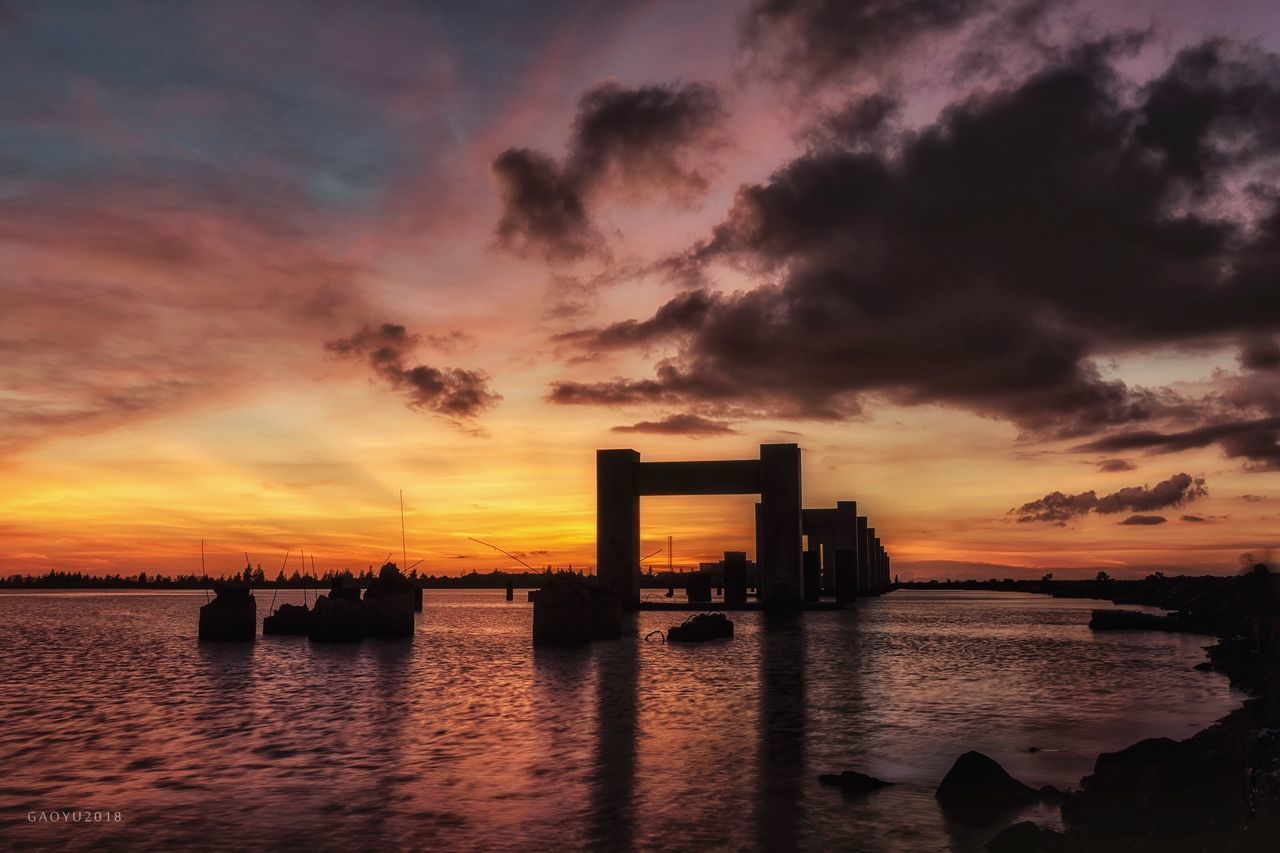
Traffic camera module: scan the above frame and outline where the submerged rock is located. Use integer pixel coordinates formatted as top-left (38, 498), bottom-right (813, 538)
top-left (935, 751), bottom-right (1036, 824)
top-left (198, 583), bottom-right (256, 642)
top-left (817, 770), bottom-right (892, 794)
top-left (667, 612), bottom-right (733, 643)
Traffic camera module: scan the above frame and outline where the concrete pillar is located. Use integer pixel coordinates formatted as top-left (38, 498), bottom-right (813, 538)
top-left (872, 536), bottom-right (882, 592)
top-left (866, 527), bottom-right (876, 594)
top-left (723, 551), bottom-right (747, 606)
top-left (758, 444), bottom-right (803, 607)
top-left (597, 449), bottom-right (640, 608)
top-left (802, 549), bottom-right (820, 603)
top-left (835, 501), bottom-right (857, 603)
top-left (856, 517), bottom-right (870, 596)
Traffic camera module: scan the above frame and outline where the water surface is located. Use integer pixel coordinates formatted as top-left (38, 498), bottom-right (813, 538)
top-left (0, 589), bottom-right (1242, 851)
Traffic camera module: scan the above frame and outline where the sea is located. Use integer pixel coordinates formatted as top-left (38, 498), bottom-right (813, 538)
top-left (0, 589), bottom-right (1244, 851)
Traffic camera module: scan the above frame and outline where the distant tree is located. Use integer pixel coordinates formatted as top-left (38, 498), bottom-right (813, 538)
top-left (1096, 571), bottom-right (1112, 582)
top-left (242, 564), bottom-right (253, 585)
top-left (137, 572), bottom-right (148, 585)
top-left (1041, 572), bottom-right (1054, 582)
top-left (1146, 571), bottom-right (1166, 581)
top-left (252, 565), bottom-right (266, 585)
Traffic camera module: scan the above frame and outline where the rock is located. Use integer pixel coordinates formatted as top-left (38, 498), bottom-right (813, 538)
top-left (1088, 608), bottom-right (1189, 632)
top-left (198, 583), bottom-right (256, 642)
top-left (817, 770), bottom-right (893, 794)
top-left (263, 602), bottom-right (310, 635)
top-left (533, 576), bottom-right (593, 646)
top-left (1062, 734), bottom-right (1244, 837)
top-left (985, 821), bottom-right (1063, 852)
top-left (667, 612), bottom-right (734, 643)
top-left (935, 751), bottom-right (1037, 824)
top-left (1036, 784), bottom-right (1064, 803)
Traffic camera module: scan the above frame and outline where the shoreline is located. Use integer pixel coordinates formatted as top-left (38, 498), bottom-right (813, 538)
top-left (932, 576), bottom-right (1280, 850)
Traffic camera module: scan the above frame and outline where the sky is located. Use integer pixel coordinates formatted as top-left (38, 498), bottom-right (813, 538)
top-left (2, 0), bottom-right (1280, 579)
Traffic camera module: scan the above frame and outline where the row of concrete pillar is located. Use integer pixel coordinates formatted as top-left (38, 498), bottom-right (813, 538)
top-left (597, 443), bottom-right (894, 609)
top-left (795, 501), bottom-right (892, 603)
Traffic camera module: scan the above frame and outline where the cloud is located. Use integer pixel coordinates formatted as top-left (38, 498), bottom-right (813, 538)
top-left (1012, 472), bottom-right (1207, 523)
top-left (1180, 514), bottom-right (1208, 522)
top-left (492, 80), bottom-right (727, 262)
top-left (1240, 336), bottom-right (1280, 371)
top-left (1075, 416), bottom-right (1280, 472)
top-left (1240, 494), bottom-right (1267, 503)
top-left (1119, 514), bottom-right (1167, 525)
top-left (1097, 458), bottom-right (1136, 472)
top-left (610, 414), bottom-right (738, 437)
top-left (326, 323), bottom-right (500, 422)
top-left (549, 39), bottom-right (1280, 450)
top-left (741, 0), bottom-right (992, 87)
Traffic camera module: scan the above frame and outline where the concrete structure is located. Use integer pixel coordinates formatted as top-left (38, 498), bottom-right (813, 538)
top-left (723, 551), bottom-right (747, 606)
top-left (801, 500), bottom-right (859, 603)
top-left (598, 444), bottom-right (803, 609)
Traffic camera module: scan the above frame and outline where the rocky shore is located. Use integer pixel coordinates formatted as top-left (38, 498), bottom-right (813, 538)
top-left (939, 573), bottom-right (1280, 851)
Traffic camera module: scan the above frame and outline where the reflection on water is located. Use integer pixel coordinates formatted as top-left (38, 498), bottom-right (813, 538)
top-left (0, 590), bottom-right (1244, 851)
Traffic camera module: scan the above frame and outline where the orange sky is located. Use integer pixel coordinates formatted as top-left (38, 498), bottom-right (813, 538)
top-left (2, 1), bottom-right (1279, 579)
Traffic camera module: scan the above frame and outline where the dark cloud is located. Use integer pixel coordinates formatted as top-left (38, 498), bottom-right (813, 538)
top-left (610, 414), bottom-right (738, 437)
top-left (492, 149), bottom-right (596, 262)
top-left (1011, 489), bottom-right (1098, 524)
top-left (326, 323), bottom-right (500, 422)
top-left (554, 289), bottom-right (717, 351)
top-left (1076, 416), bottom-right (1280, 472)
top-left (1180, 514), bottom-right (1208, 522)
top-left (1240, 336), bottom-right (1280, 371)
top-left (1093, 473), bottom-right (1207, 514)
top-left (741, 0), bottom-right (990, 87)
top-left (1241, 494), bottom-right (1267, 503)
top-left (1012, 472), bottom-right (1206, 523)
top-left (1097, 458), bottom-right (1136, 472)
top-left (550, 40), bottom-right (1280, 452)
top-left (1119, 514), bottom-right (1167, 525)
top-left (492, 81), bottom-right (726, 262)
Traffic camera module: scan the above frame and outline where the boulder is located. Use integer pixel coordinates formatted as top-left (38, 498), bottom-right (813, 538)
top-left (667, 612), bottom-right (734, 643)
top-left (985, 821), bottom-right (1064, 852)
top-left (817, 770), bottom-right (892, 794)
top-left (198, 583), bottom-right (256, 642)
top-left (935, 751), bottom-right (1037, 824)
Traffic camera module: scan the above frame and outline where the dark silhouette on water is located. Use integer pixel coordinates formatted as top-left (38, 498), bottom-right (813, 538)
top-left (197, 580), bottom-right (256, 642)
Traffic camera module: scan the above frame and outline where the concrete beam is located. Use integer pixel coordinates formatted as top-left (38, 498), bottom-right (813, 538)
top-left (636, 459), bottom-right (761, 496)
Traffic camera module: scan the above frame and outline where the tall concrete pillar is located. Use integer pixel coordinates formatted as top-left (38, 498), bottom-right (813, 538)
top-left (872, 536), bottom-right (882, 592)
top-left (597, 449), bottom-right (640, 608)
top-left (802, 549), bottom-right (820, 604)
top-left (856, 516), bottom-right (869, 596)
top-left (834, 501), bottom-right (857, 603)
top-left (866, 528), bottom-right (876, 594)
top-left (758, 443), bottom-right (803, 606)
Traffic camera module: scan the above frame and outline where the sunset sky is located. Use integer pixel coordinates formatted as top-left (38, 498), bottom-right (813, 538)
top-left (3, 0), bottom-right (1280, 579)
